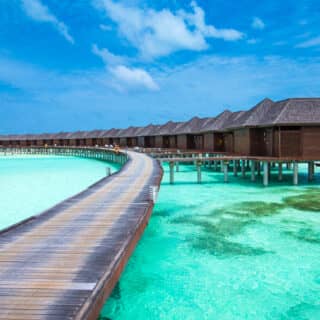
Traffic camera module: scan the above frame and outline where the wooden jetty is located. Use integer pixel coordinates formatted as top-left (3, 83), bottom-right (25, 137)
top-left (0, 148), bottom-right (162, 319)
top-left (152, 152), bottom-right (318, 186)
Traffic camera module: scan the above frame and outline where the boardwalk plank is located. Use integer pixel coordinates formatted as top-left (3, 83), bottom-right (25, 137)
top-left (0, 150), bottom-right (162, 320)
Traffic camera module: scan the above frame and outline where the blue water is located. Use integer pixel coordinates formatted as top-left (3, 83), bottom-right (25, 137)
top-left (0, 155), bottom-right (120, 230)
top-left (101, 162), bottom-right (320, 320)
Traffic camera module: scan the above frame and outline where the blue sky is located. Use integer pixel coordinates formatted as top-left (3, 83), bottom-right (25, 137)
top-left (1, 0), bottom-right (320, 133)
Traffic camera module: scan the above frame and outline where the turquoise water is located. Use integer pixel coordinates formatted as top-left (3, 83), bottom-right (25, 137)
top-left (0, 155), bottom-right (120, 230)
top-left (102, 163), bottom-right (320, 320)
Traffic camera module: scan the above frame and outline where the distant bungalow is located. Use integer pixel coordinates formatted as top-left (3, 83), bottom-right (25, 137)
top-left (1, 98), bottom-right (320, 159)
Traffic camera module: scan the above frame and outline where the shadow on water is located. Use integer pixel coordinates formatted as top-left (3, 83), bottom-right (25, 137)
top-left (282, 302), bottom-right (320, 320)
top-left (170, 187), bottom-right (320, 257)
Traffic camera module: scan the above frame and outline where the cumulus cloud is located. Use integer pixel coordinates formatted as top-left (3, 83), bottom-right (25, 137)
top-left (92, 44), bottom-right (158, 91)
top-left (252, 17), bottom-right (265, 30)
top-left (296, 36), bottom-right (320, 48)
top-left (96, 0), bottom-right (244, 59)
top-left (21, 0), bottom-right (74, 44)
top-left (110, 65), bottom-right (159, 91)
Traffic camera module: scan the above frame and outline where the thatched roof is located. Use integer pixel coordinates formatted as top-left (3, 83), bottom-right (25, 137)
top-left (174, 117), bottom-right (209, 135)
top-left (227, 98), bottom-right (274, 129)
top-left (155, 121), bottom-right (182, 136)
top-left (136, 124), bottom-right (161, 136)
top-left (200, 110), bottom-right (233, 132)
top-left (257, 98), bottom-right (320, 126)
top-left (119, 126), bottom-right (144, 138)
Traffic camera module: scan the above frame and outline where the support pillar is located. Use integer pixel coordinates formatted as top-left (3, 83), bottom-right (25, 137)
top-left (233, 160), bottom-right (237, 176)
top-left (224, 161), bottom-right (228, 183)
top-left (220, 160), bottom-right (224, 172)
top-left (293, 162), bottom-right (299, 185)
top-left (169, 161), bottom-right (174, 185)
top-left (308, 161), bottom-right (314, 181)
top-left (263, 162), bottom-right (269, 186)
top-left (257, 161), bottom-right (261, 176)
top-left (278, 163), bottom-right (283, 181)
top-left (197, 161), bottom-right (202, 184)
top-left (241, 160), bottom-right (246, 177)
top-left (175, 161), bottom-right (180, 172)
top-left (251, 160), bottom-right (256, 182)
top-left (214, 161), bottom-right (218, 171)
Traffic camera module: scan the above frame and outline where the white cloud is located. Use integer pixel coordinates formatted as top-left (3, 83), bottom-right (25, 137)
top-left (96, 0), bottom-right (244, 59)
top-left (252, 17), bottom-right (265, 30)
top-left (296, 36), bottom-right (320, 48)
top-left (21, 0), bottom-right (74, 44)
top-left (92, 44), bottom-right (158, 91)
top-left (100, 23), bottom-right (112, 31)
top-left (110, 65), bottom-right (159, 91)
top-left (92, 44), bottom-right (124, 65)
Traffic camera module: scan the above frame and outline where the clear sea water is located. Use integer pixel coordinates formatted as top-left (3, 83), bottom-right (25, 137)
top-left (101, 162), bottom-right (320, 320)
top-left (0, 155), bottom-right (120, 230)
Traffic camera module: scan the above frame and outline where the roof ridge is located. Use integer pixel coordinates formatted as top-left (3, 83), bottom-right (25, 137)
top-left (274, 100), bottom-right (291, 124)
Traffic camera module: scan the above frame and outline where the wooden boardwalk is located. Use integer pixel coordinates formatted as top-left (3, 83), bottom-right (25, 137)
top-left (0, 151), bottom-right (162, 320)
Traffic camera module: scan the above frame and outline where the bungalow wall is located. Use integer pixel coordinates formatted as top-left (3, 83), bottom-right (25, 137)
top-left (126, 137), bottom-right (138, 147)
top-left (213, 133), bottom-right (225, 152)
top-left (144, 136), bottom-right (155, 148)
top-left (163, 136), bottom-right (170, 148)
top-left (96, 138), bottom-right (103, 146)
top-left (233, 128), bottom-right (250, 155)
top-left (274, 127), bottom-right (301, 158)
top-left (301, 127), bottom-right (320, 158)
top-left (169, 135), bottom-right (177, 148)
top-left (177, 135), bottom-right (187, 149)
top-left (20, 140), bottom-right (27, 147)
top-left (249, 129), bottom-right (265, 156)
top-left (138, 137), bottom-right (145, 147)
top-left (192, 134), bottom-right (204, 150)
top-left (36, 140), bottom-right (44, 147)
top-left (203, 133), bottom-right (214, 151)
top-left (119, 138), bottom-right (127, 147)
top-left (223, 133), bottom-right (234, 153)
top-left (155, 136), bottom-right (163, 148)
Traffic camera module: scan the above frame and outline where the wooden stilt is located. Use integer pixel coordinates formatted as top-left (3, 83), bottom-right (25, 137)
top-left (233, 160), bottom-right (237, 176)
top-left (263, 162), bottom-right (269, 186)
top-left (224, 161), bottom-right (228, 183)
top-left (169, 161), bottom-right (174, 184)
top-left (241, 160), bottom-right (246, 177)
top-left (278, 162), bottom-right (283, 181)
top-left (293, 162), bottom-right (299, 185)
top-left (251, 160), bottom-right (256, 182)
top-left (197, 161), bottom-right (202, 184)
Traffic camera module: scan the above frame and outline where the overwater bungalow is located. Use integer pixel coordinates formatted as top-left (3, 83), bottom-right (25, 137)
top-left (1, 97), bottom-right (320, 160)
top-left (136, 124), bottom-right (160, 148)
top-left (252, 98), bottom-right (320, 158)
top-left (154, 121), bottom-right (183, 149)
top-left (52, 132), bottom-right (70, 146)
top-left (225, 98), bottom-right (274, 156)
top-left (118, 126), bottom-right (142, 147)
top-left (199, 111), bottom-right (234, 152)
top-left (172, 117), bottom-right (211, 150)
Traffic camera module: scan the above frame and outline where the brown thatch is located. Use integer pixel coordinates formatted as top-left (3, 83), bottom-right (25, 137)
top-left (257, 98), bottom-right (320, 126)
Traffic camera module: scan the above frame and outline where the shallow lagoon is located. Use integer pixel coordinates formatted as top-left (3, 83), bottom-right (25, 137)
top-left (102, 162), bottom-right (320, 320)
top-left (0, 155), bottom-right (120, 230)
